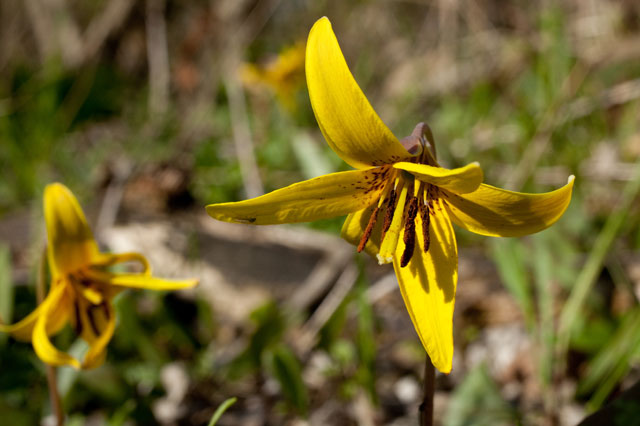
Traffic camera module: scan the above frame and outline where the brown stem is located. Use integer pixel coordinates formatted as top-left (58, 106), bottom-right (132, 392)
top-left (37, 246), bottom-right (64, 426)
top-left (420, 354), bottom-right (435, 426)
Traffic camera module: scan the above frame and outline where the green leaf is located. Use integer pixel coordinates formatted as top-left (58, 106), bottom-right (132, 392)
top-left (269, 345), bottom-right (308, 416)
top-left (490, 238), bottom-right (534, 329)
top-left (579, 309), bottom-right (640, 409)
top-left (208, 397), bottom-right (237, 426)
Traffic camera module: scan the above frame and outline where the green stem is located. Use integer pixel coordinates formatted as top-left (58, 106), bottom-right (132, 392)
top-left (37, 246), bottom-right (64, 426)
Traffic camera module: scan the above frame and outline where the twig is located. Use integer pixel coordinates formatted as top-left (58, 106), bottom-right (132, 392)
top-left (288, 247), bottom-right (352, 311)
top-left (146, 0), bottom-right (170, 118)
top-left (37, 246), bottom-right (64, 426)
top-left (96, 158), bottom-right (133, 240)
top-left (224, 75), bottom-right (264, 198)
top-left (83, 0), bottom-right (135, 62)
top-left (294, 264), bottom-right (358, 354)
top-left (420, 354), bottom-right (435, 426)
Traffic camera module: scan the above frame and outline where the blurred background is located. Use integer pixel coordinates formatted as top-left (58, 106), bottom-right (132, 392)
top-left (1, 0), bottom-right (640, 425)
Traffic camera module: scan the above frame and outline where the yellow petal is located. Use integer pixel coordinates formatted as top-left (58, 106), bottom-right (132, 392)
top-left (306, 17), bottom-right (414, 169)
top-left (444, 176), bottom-right (575, 237)
top-left (393, 205), bottom-right (457, 373)
top-left (394, 162), bottom-right (483, 194)
top-left (93, 252), bottom-right (151, 275)
top-left (340, 204), bottom-right (383, 257)
top-left (85, 269), bottom-right (198, 291)
top-left (0, 281), bottom-right (72, 341)
top-left (0, 305), bottom-right (43, 341)
top-left (33, 284), bottom-right (80, 368)
top-left (44, 183), bottom-right (99, 276)
top-left (81, 302), bottom-right (115, 369)
top-left (206, 167), bottom-right (390, 225)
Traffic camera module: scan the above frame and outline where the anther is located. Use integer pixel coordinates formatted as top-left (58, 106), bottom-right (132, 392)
top-left (87, 305), bottom-right (101, 336)
top-left (381, 188), bottom-right (398, 240)
top-left (400, 196), bottom-right (419, 267)
top-left (419, 201), bottom-right (431, 252)
top-left (73, 302), bottom-right (83, 335)
top-left (357, 206), bottom-right (380, 253)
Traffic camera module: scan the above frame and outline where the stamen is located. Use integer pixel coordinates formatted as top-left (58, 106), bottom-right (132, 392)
top-left (381, 187), bottom-right (398, 240)
top-left (357, 206), bottom-right (379, 253)
top-left (400, 195), bottom-right (419, 267)
top-left (73, 301), bottom-right (83, 335)
top-left (87, 305), bottom-right (101, 336)
top-left (420, 185), bottom-right (432, 252)
top-left (420, 200), bottom-right (431, 253)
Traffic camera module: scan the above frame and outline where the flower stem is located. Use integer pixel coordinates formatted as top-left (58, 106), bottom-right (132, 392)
top-left (37, 246), bottom-right (64, 426)
top-left (420, 353), bottom-right (435, 426)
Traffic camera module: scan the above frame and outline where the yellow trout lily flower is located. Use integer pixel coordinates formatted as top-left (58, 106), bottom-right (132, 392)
top-left (0, 183), bottom-right (198, 369)
top-left (206, 17), bottom-right (574, 373)
top-left (241, 42), bottom-right (306, 111)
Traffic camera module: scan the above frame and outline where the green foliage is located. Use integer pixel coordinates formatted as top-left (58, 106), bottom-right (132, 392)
top-left (268, 345), bottom-right (309, 415)
top-left (444, 364), bottom-right (519, 426)
top-left (208, 397), bottom-right (237, 426)
top-left (0, 244), bottom-right (13, 346)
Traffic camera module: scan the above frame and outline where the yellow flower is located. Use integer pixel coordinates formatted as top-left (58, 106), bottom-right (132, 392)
top-left (0, 183), bottom-right (198, 369)
top-left (206, 17), bottom-right (574, 373)
top-left (241, 42), bottom-right (306, 111)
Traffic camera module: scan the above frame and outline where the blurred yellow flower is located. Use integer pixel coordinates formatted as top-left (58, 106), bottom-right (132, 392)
top-left (0, 183), bottom-right (198, 369)
top-left (207, 17), bottom-right (574, 373)
top-left (241, 42), bottom-right (306, 111)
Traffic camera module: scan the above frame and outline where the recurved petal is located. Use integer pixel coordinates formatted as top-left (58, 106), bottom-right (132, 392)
top-left (444, 176), bottom-right (575, 237)
top-left (206, 168), bottom-right (390, 225)
top-left (394, 162), bottom-right (483, 194)
top-left (44, 183), bottom-right (99, 276)
top-left (0, 281), bottom-right (72, 341)
top-left (33, 284), bottom-right (80, 368)
top-left (85, 269), bottom-right (198, 291)
top-left (93, 252), bottom-right (151, 275)
top-left (393, 206), bottom-right (457, 373)
top-left (306, 17), bottom-right (414, 169)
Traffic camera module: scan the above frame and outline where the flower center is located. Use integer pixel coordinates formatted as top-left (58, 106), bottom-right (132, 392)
top-left (357, 123), bottom-right (442, 267)
top-left (68, 270), bottom-right (110, 337)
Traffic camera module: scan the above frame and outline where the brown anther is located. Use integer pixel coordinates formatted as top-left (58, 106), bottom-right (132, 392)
top-left (400, 196), bottom-right (419, 267)
top-left (420, 201), bottom-right (431, 253)
top-left (87, 305), bottom-right (101, 336)
top-left (73, 301), bottom-right (83, 335)
top-left (381, 188), bottom-right (397, 240)
top-left (357, 206), bottom-right (380, 253)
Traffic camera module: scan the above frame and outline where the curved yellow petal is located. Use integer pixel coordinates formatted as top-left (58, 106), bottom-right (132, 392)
top-left (44, 183), bottom-right (99, 276)
top-left (444, 176), bottom-right (575, 237)
top-left (394, 162), bottom-right (483, 194)
top-left (393, 206), bottom-right (457, 373)
top-left (0, 281), bottom-right (72, 341)
top-left (306, 17), bottom-right (414, 169)
top-left (0, 305), bottom-right (43, 341)
top-left (81, 302), bottom-right (115, 369)
top-left (33, 284), bottom-right (80, 368)
top-left (206, 168), bottom-right (390, 225)
top-left (93, 252), bottom-right (151, 275)
top-left (85, 269), bottom-right (198, 291)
